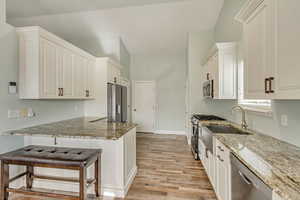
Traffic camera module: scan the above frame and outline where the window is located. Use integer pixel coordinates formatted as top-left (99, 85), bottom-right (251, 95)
top-left (238, 60), bottom-right (271, 111)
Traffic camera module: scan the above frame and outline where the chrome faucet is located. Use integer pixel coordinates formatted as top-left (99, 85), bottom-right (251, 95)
top-left (231, 106), bottom-right (248, 129)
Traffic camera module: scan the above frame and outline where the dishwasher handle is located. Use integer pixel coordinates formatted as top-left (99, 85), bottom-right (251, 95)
top-left (238, 171), bottom-right (252, 185)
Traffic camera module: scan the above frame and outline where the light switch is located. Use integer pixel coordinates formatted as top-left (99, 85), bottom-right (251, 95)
top-left (28, 108), bottom-right (35, 117)
top-left (281, 115), bottom-right (288, 127)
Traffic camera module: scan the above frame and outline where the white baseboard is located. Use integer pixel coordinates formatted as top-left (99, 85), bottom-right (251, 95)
top-left (154, 130), bottom-right (186, 135)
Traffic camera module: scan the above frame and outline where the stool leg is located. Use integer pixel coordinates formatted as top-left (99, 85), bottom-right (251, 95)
top-left (79, 167), bottom-right (87, 200)
top-left (26, 166), bottom-right (34, 189)
top-left (0, 161), bottom-right (9, 200)
top-left (95, 156), bottom-right (101, 197)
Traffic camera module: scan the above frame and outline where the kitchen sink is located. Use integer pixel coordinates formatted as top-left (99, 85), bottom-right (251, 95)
top-left (205, 124), bottom-right (252, 135)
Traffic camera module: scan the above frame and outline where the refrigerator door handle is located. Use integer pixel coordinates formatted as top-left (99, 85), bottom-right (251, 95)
top-left (117, 104), bottom-right (121, 114)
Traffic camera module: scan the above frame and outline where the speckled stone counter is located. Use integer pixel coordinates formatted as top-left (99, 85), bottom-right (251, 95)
top-left (199, 120), bottom-right (300, 200)
top-left (3, 117), bottom-right (137, 140)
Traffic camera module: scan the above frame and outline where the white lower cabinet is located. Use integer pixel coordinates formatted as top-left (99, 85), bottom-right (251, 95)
top-left (208, 151), bottom-right (216, 187)
top-left (23, 128), bottom-right (137, 198)
top-left (200, 137), bottom-right (231, 200)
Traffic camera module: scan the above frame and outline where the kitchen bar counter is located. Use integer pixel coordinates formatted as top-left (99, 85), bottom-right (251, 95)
top-left (199, 120), bottom-right (300, 200)
top-left (3, 117), bottom-right (137, 140)
top-left (1, 117), bottom-right (138, 197)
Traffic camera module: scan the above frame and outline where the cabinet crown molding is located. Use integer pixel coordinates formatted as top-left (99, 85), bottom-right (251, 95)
top-left (16, 26), bottom-right (95, 60)
top-left (235, 0), bottom-right (265, 23)
top-left (202, 42), bottom-right (237, 66)
top-left (96, 57), bottom-right (123, 69)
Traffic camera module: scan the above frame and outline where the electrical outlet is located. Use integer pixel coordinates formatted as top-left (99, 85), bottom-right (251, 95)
top-left (281, 115), bottom-right (288, 127)
top-left (28, 108), bottom-right (35, 117)
top-left (8, 110), bottom-right (19, 119)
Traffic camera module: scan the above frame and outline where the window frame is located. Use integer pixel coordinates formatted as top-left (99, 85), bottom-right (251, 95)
top-left (237, 59), bottom-right (272, 115)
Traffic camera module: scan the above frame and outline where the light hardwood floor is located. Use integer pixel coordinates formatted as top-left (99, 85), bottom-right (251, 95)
top-left (10, 133), bottom-right (217, 200)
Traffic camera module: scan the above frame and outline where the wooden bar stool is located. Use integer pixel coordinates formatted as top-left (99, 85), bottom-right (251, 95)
top-left (0, 145), bottom-right (102, 200)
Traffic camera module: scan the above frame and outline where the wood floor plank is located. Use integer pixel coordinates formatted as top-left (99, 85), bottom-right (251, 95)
top-left (9, 133), bottom-right (217, 200)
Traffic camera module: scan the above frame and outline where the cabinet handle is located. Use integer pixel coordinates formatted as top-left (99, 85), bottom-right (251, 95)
top-left (265, 78), bottom-right (270, 94)
top-left (114, 77), bottom-right (117, 83)
top-left (217, 146), bottom-right (224, 152)
top-left (61, 88), bottom-right (64, 96)
top-left (85, 90), bottom-right (89, 97)
top-left (217, 155), bottom-right (224, 162)
top-left (269, 77), bottom-right (274, 93)
top-left (58, 88), bottom-right (62, 96)
top-left (206, 73), bottom-right (210, 80)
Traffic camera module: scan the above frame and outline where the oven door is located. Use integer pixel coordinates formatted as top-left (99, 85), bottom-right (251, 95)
top-left (203, 80), bottom-right (214, 98)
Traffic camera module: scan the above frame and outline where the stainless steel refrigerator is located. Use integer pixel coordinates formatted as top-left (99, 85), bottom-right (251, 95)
top-left (107, 83), bottom-right (127, 122)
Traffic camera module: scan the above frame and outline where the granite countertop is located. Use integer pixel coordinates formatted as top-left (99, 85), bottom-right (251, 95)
top-left (3, 117), bottom-right (137, 140)
top-left (199, 120), bottom-right (300, 200)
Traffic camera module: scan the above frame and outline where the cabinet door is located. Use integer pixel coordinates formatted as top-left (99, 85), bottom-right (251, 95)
top-left (61, 49), bottom-right (74, 97)
top-left (84, 59), bottom-right (95, 98)
top-left (208, 151), bottom-right (215, 187)
top-left (244, 0), bottom-right (272, 99)
top-left (211, 53), bottom-right (219, 99)
top-left (216, 158), bottom-right (230, 200)
top-left (40, 38), bottom-right (59, 98)
top-left (73, 55), bottom-right (85, 98)
top-left (274, 0), bottom-right (300, 99)
top-left (219, 47), bottom-right (237, 99)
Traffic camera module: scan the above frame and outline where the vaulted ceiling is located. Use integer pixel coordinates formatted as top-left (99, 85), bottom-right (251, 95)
top-left (7, 0), bottom-right (191, 18)
top-left (7, 0), bottom-right (224, 55)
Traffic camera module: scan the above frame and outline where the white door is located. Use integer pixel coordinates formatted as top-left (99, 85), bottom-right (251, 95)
top-left (243, 0), bottom-right (272, 99)
top-left (132, 81), bottom-right (156, 132)
top-left (40, 38), bottom-right (59, 98)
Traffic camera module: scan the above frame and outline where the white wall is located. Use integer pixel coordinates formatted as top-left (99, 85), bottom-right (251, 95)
top-left (0, 1), bottom-right (84, 154)
top-left (203, 0), bottom-right (300, 147)
top-left (120, 39), bottom-right (131, 79)
top-left (131, 54), bottom-right (186, 132)
top-left (0, 0), bottom-right (5, 23)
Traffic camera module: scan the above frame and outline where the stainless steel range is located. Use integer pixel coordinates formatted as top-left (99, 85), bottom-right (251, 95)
top-left (191, 115), bottom-right (225, 160)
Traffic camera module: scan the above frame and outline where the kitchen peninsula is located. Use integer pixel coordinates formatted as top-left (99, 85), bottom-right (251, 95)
top-left (3, 117), bottom-right (137, 198)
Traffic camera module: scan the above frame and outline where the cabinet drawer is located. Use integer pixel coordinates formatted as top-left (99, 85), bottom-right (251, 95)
top-left (215, 138), bottom-right (230, 164)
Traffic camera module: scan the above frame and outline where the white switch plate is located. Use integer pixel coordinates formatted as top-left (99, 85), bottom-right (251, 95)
top-left (281, 115), bottom-right (288, 126)
top-left (8, 110), bottom-right (19, 119)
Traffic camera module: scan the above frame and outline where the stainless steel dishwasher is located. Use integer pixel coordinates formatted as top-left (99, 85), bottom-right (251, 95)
top-left (231, 154), bottom-right (272, 200)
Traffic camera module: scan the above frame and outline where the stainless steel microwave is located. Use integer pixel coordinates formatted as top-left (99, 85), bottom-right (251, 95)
top-left (203, 80), bottom-right (214, 98)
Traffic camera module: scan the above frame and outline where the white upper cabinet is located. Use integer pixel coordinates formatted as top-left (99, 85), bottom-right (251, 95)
top-left (40, 37), bottom-right (59, 98)
top-left (203, 43), bottom-right (238, 99)
top-left (17, 26), bottom-right (95, 99)
top-left (236, 0), bottom-right (300, 99)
